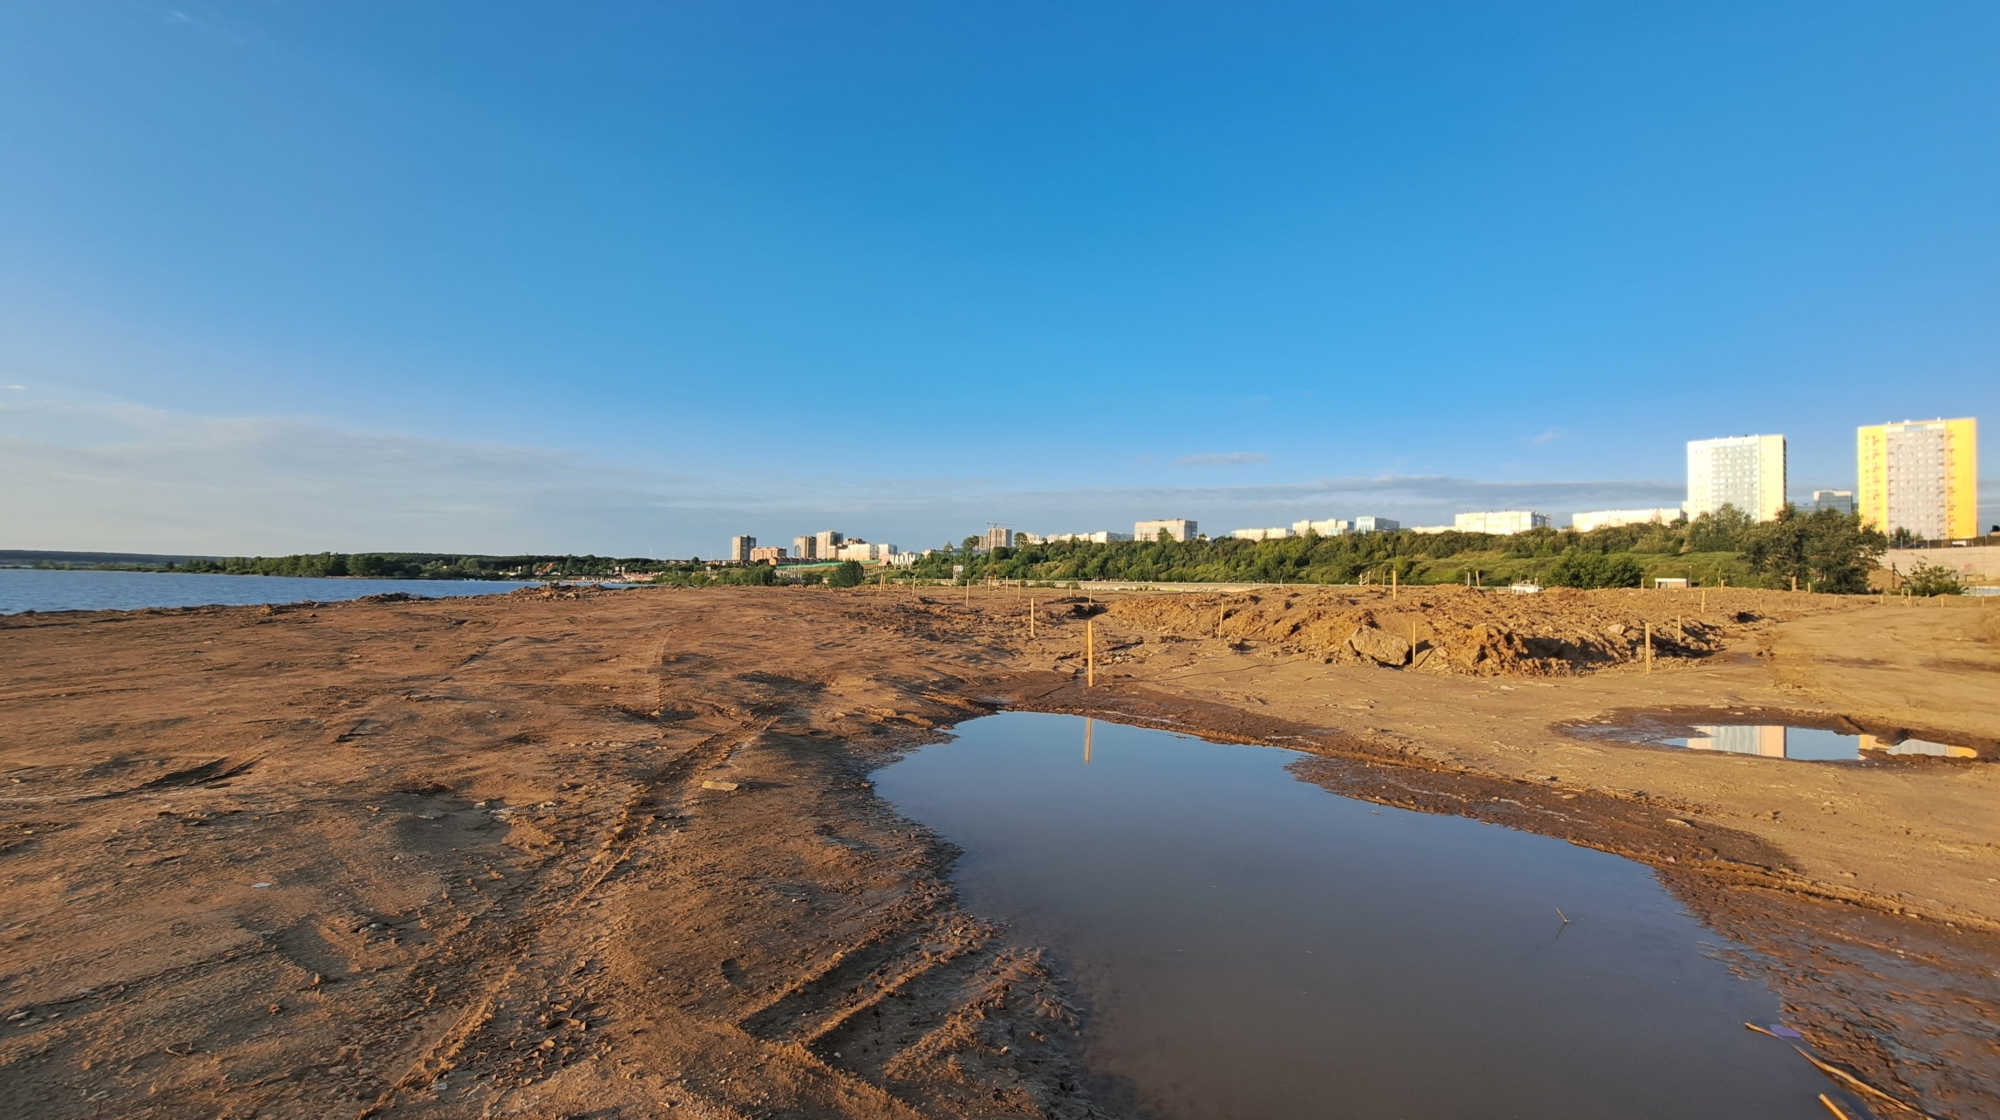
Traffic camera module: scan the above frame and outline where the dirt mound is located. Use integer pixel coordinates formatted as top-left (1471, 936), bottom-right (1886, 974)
top-left (510, 581), bottom-right (607, 601)
top-left (1103, 585), bottom-right (1757, 676)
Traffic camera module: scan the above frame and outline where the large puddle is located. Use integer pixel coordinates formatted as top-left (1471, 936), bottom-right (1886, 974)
top-left (876, 712), bottom-right (1842, 1119)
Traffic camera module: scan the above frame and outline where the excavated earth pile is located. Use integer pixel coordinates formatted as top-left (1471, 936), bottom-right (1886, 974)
top-left (1103, 585), bottom-right (1840, 675)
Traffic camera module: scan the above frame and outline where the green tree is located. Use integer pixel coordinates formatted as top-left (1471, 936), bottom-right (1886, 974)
top-left (1685, 505), bottom-right (1757, 553)
top-left (1743, 508), bottom-right (1886, 593)
top-left (827, 560), bottom-right (866, 588)
top-left (1546, 547), bottom-right (1644, 589)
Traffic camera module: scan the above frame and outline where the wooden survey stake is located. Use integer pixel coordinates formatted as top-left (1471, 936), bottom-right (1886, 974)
top-left (1086, 619), bottom-right (1096, 688)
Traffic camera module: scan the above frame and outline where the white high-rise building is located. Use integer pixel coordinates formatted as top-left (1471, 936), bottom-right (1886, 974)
top-left (728, 535), bottom-right (756, 563)
top-left (1686, 435), bottom-right (1786, 521)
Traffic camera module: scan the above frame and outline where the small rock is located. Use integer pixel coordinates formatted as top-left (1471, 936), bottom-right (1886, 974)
top-left (701, 781), bottom-right (740, 792)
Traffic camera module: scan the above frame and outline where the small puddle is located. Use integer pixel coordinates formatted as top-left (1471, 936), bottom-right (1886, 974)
top-left (1665, 725), bottom-right (1976, 761)
top-left (877, 712), bottom-right (1842, 1119)
top-left (1570, 714), bottom-right (1983, 761)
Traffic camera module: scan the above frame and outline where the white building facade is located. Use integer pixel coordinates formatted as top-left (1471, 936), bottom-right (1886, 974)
top-left (1045, 531), bottom-right (1133, 544)
top-left (1686, 435), bottom-right (1787, 521)
top-left (1134, 519), bottom-right (1198, 542)
top-left (1454, 511), bottom-right (1550, 534)
top-left (834, 541), bottom-right (897, 563)
top-left (1291, 518), bottom-right (1348, 536)
top-left (1569, 508), bottom-right (1680, 533)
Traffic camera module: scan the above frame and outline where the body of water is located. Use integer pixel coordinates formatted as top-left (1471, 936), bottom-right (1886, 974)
top-left (0, 568), bottom-right (544, 615)
top-left (876, 712), bottom-right (1843, 1119)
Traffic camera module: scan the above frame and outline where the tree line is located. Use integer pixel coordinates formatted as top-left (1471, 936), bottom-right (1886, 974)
top-left (173, 553), bottom-right (666, 580)
top-left (896, 506), bottom-right (1889, 592)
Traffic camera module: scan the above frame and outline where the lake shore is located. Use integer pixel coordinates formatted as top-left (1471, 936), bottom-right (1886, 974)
top-left (2, 584), bottom-right (1995, 1117)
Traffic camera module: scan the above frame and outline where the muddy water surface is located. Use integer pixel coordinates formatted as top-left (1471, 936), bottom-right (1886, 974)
top-left (877, 712), bottom-right (1838, 1119)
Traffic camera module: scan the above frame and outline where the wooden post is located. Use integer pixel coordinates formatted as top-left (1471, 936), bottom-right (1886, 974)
top-left (1700, 588), bottom-right (1707, 612)
top-left (1029, 598), bottom-right (1036, 640)
top-left (1644, 621), bottom-right (1653, 675)
top-left (1086, 620), bottom-right (1096, 688)
top-left (1083, 717), bottom-right (1093, 764)
top-left (1391, 567), bottom-right (1398, 600)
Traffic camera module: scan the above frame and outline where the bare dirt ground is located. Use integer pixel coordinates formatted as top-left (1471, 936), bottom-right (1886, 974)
top-left (2, 583), bottom-right (1996, 1118)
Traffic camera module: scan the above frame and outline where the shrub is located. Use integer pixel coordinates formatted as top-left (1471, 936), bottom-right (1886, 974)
top-left (1901, 559), bottom-right (1964, 597)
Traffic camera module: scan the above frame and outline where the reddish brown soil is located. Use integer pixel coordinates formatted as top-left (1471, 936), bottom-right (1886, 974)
top-left (2, 584), bottom-right (1996, 1117)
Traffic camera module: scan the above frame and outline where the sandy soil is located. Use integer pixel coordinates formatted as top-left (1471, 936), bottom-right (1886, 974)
top-left (1, 583), bottom-right (1996, 1118)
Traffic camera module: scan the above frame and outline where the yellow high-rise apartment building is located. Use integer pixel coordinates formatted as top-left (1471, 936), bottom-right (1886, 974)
top-left (1856, 418), bottom-right (1978, 541)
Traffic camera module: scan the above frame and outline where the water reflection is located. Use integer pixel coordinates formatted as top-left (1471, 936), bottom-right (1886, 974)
top-left (1671, 725), bottom-right (1975, 760)
top-left (877, 712), bottom-right (1836, 1119)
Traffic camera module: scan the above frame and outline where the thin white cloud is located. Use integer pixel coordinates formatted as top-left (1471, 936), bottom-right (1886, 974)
top-left (1174, 452), bottom-right (1269, 467)
top-left (0, 392), bottom-right (1691, 557)
top-left (1532, 429), bottom-right (1562, 445)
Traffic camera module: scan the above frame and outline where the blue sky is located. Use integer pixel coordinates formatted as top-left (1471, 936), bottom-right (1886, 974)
top-left (2, 2), bottom-right (1995, 556)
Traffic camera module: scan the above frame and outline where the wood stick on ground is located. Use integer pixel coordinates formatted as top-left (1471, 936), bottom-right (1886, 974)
top-left (1793, 1047), bottom-right (1929, 1116)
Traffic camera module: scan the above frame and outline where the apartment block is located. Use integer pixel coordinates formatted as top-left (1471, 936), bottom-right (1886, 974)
top-left (1350, 516), bottom-right (1399, 534)
top-left (1046, 531), bottom-right (1133, 544)
top-left (728, 535), bottom-right (756, 564)
top-left (1569, 508), bottom-right (1678, 533)
top-left (1134, 519), bottom-right (1198, 542)
top-left (1291, 518), bottom-right (1348, 536)
top-left (1811, 490), bottom-right (1855, 516)
top-left (1229, 527), bottom-right (1291, 541)
top-left (793, 535), bottom-right (817, 561)
top-left (980, 527), bottom-right (1013, 551)
top-left (1454, 511), bottom-right (1551, 535)
top-left (1686, 434), bottom-right (1787, 521)
top-left (835, 541), bottom-right (897, 563)
top-left (814, 530), bottom-right (845, 558)
top-left (1857, 418), bottom-right (1979, 541)
top-left (748, 546), bottom-right (788, 565)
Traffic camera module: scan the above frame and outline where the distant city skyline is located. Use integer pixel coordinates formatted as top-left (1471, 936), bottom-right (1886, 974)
top-left (1, 4), bottom-right (1995, 555)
